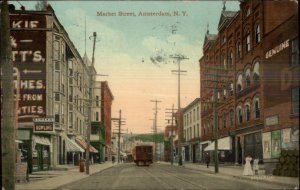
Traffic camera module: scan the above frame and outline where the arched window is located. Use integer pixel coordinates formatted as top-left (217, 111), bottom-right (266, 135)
top-left (253, 97), bottom-right (260, 118)
top-left (237, 74), bottom-right (243, 92)
top-left (223, 112), bottom-right (227, 128)
top-left (228, 51), bottom-right (234, 68)
top-left (222, 53), bottom-right (226, 69)
top-left (237, 106), bottom-right (243, 124)
top-left (223, 89), bottom-right (227, 100)
top-left (236, 41), bottom-right (242, 59)
top-left (245, 7), bottom-right (251, 17)
top-left (246, 30), bottom-right (251, 52)
top-left (230, 83), bottom-right (234, 96)
top-left (255, 24), bottom-right (261, 43)
top-left (253, 61), bottom-right (260, 82)
top-left (245, 104), bottom-right (251, 121)
top-left (245, 68), bottom-right (251, 88)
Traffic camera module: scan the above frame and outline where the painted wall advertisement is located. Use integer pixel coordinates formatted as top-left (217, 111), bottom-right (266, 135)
top-left (10, 14), bottom-right (47, 123)
top-left (271, 130), bottom-right (281, 158)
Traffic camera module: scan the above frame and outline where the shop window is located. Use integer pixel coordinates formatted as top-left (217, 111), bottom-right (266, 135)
top-left (291, 38), bottom-right (299, 65)
top-left (292, 87), bottom-right (299, 114)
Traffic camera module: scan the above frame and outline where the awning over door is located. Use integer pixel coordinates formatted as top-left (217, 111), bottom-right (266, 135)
top-left (76, 139), bottom-right (98, 153)
top-left (32, 135), bottom-right (51, 146)
top-left (204, 137), bottom-right (232, 151)
top-left (62, 134), bottom-right (84, 152)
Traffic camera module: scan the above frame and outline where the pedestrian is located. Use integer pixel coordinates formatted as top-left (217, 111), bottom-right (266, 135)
top-left (253, 158), bottom-right (259, 175)
top-left (205, 153), bottom-right (210, 168)
top-left (112, 156), bottom-right (115, 164)
top-left (243, 155), bottom-right (253, 176)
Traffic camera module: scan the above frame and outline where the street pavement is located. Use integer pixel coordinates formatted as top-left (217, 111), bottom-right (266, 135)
top-left (158, 161), bottom-right (299, 188)
top-left (58, 163), bottom-right (297, 190)
top-left (15, 162), bottom-right (115, 190)
top-left (16, 162), bottom-right (299, 190)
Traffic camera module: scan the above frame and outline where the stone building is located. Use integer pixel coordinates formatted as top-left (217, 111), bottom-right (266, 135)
top-left (182, 98), bottom-right (201, 163)
top-left (199, 0), bottom-right (298, 170)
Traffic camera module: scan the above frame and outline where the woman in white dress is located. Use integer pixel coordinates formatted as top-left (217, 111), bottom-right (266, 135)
top-left (243, 155), bottom-right (254, 176)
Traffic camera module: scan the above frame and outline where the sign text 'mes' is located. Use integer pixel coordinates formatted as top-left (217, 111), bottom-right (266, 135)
top-left (33, 117), bottom-right (55, 123)
top-left (265, 39), bottom-right (289, 59)
top-left (34, 124), bottom-right (53, 132)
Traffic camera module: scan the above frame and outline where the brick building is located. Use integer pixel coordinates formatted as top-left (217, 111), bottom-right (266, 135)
top-left (199, 0), bottom-right (298, 171)
top-left (100, 81), bottom-right (114, 160)
top-left (6, 4), bottom-right (102, 172)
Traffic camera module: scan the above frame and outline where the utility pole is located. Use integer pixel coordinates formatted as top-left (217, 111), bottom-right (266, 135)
top-left (112, 111), bottom-right (126, 163)
top-left (1, 1), bottom-right (16, 189)
top-left (170, 54), bottom-right (188, 166)
top-left (165, 104), bottom-right (177, 165)
top-left (151, 99), bottom-right (161, 162)
top-left (202, 65), bottom-right (231, 173)
top-left (86, 32), bottom-right (97, 175)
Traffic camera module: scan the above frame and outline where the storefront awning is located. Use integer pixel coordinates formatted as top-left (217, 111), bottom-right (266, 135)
top-left (76, 139), bottom-right (98, 153)
top-left (62, 135), bottom-right (84, 152)
top-left (204, 137), bottom-right (232, 151)
top-left (32, 135), bottom-right (51, 146)
top-left (15, 140), bottom-right (23, 143)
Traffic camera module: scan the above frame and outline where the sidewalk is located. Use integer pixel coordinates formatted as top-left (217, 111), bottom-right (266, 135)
top-left (16, 162), bottom-right (115, 190)
top-left (157, 161), bottom-right (299, 188)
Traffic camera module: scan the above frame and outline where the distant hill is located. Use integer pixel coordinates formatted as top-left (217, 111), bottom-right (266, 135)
top-left (128, 133), bottom-right (164, 143)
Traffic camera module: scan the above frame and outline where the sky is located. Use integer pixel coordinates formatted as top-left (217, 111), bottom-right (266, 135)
top-left (13, 0), bottom-right (240, 134)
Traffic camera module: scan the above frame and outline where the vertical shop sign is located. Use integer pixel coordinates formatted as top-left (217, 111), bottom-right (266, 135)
top-left (262, 132), bottom-right (271, 159)
top-left (271, 130), bottom-right (281, 158)
top-left (10, 14), bottom-right (47, 123)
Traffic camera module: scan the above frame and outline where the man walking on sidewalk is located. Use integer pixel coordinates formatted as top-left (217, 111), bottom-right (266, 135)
top-left (205, 153), bottom-right (210, 168)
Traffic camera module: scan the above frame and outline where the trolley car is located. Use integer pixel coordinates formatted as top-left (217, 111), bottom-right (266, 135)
top-left (132, 145), bottom-right (153, 166)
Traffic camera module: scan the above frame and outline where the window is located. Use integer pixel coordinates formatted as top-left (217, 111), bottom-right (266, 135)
top-left (96, 111), bottom-right (99, 121)
top-left (237, 74), bottom-right (243, 92)
top-left (292, 87), bottom-right (299, 114)
top-left (69, 112), bottom-right (73, 128)
top-left (193, 126), bottom-right (196, 139)
top-left (255, 24), bottom-right (261, 43)
top-left (246, 31), bottom-right (251, 52)
top-left (222, 53), bottom-right (226, 68)
top-left (253, 62), bottom-right (260, 82)
top-left (236, 41), bottom-right (242, 59)
top-left (223, 112), bottom-right (226, 128)
top-left (96, 96), bottom-right (100, 107)
top-left (55, 71), bottom-right (60, 91)
top-left (229, 110), bottom-right (234, 128)
top-left (193, 109), bottom-right (195, 122)
top-left (197, 124), bottom-right (200, 137)
top-left (230, 83), bottom-right (234, 96)
top-left (237, 106), bottom-right (243, 124)
top-left (68, 60), bottom-right (73, 76)
top-left (245, 104), bottom-right (250, 121)
top-left (245, 7), bottom-right (250, 17)
top-left (197, 107), bottom-right (199, 120)
top-left (228, 51), bottom-right (233, 68)
top-left (291, 38), bottom-right (299, 65)
top-left (245, 68), bottom-right (251, 88)
top-left (254, 97), bottom-right (260, 118)
top-left (53, 40), bottom-right (60, 60)
top-left (55, 93), bottom-right (60, 101)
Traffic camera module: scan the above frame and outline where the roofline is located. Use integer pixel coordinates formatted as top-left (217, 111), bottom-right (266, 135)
top-left (183, 98), bottom-right (200, 113)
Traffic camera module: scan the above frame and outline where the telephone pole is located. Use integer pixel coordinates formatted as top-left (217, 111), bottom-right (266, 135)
top-left (151, 99), bottom-right (161, 162)
top-left (202, 65), bottom-right (231, 173)
top-left (86, 32), bottom-right (97, 175)
top-left (165, 104), bottom-right (176, 165)
top-left (1, 0), bottom-right (16, 189)
top-left (112, 110), bottom-right (126, 163)
top-left (170, 54), bottom-right (188, 166)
